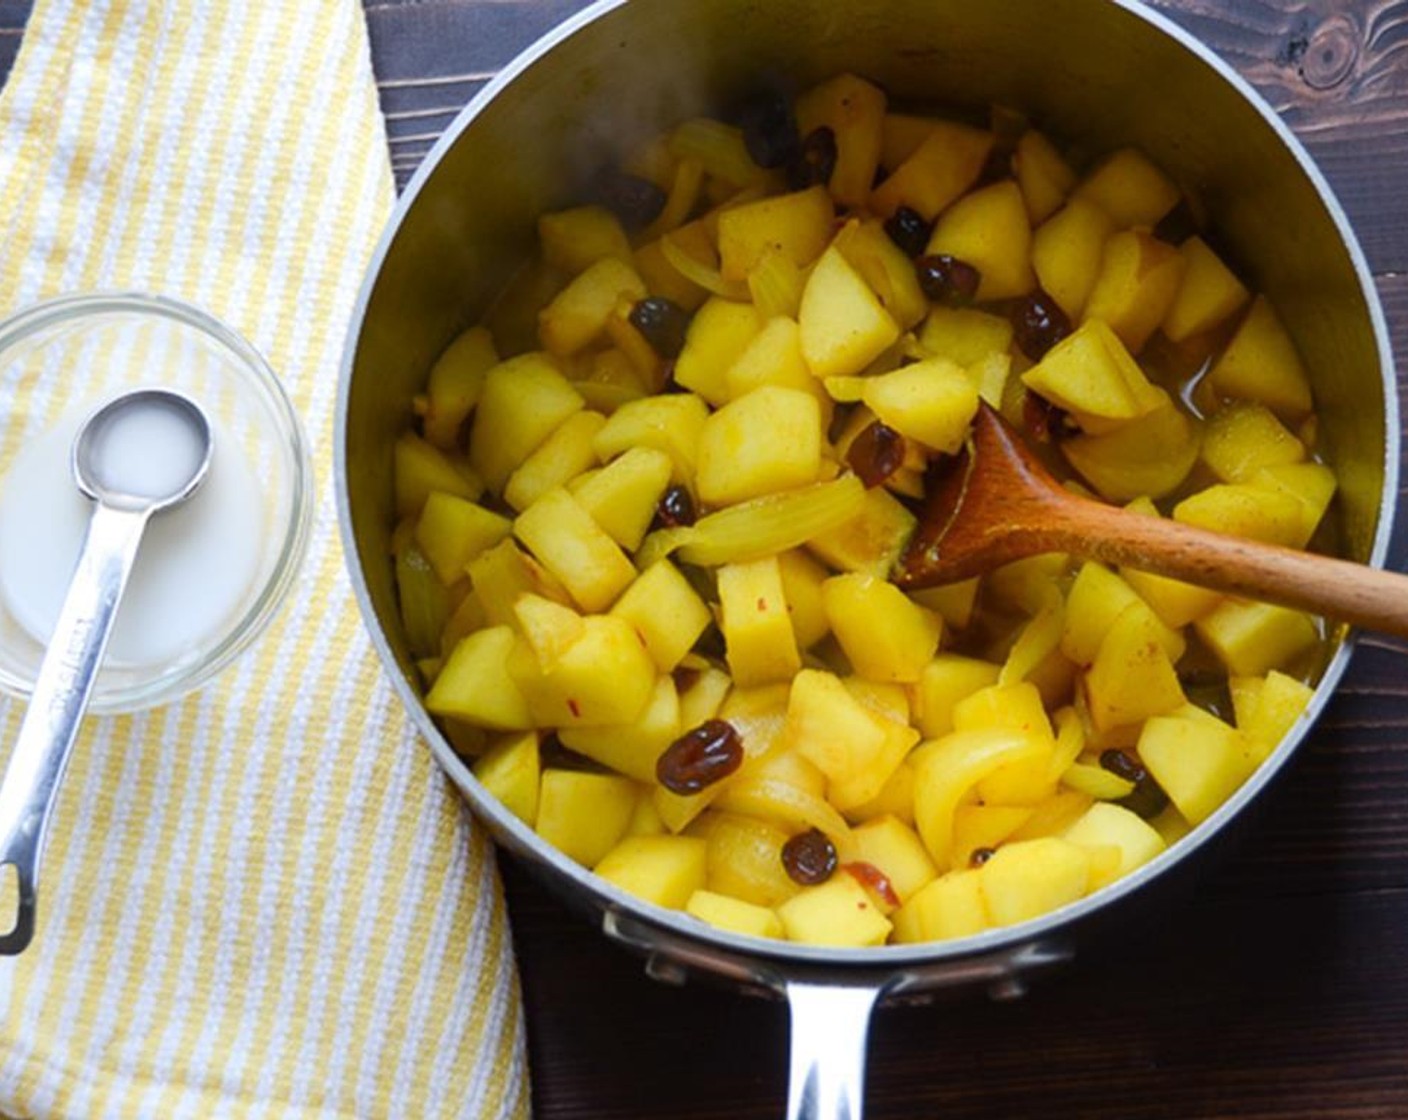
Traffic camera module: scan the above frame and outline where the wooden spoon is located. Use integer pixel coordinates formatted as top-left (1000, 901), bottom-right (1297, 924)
top-left (892, 401), bottom-right (1408, 637)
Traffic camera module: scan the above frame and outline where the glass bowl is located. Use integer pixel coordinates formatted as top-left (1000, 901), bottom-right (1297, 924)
top-left (0, 292), bottom-right (314, 712)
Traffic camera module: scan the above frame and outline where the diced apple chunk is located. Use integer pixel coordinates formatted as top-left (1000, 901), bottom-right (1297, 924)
top-left (594, 835), bottom-right (707, 908)
top-left (468, 353), bottom-right (585, 491)
top-left (1163, 236), bottom-right (1250, 342)
top-left (1137, 715), bottom-right (1253, 825)
top-left (414, 491), bottom-right (512, 585)
top-left (611, 560), bottom-right (712, 672)
top-left (717, 186), bottom-right (834, 282)
top-left (536, 770), bottom-right (639, 867)
top-left (924, 180), bottom-right (1034, 301)
top-left (559, 675), bottom-right (680, 782)
top-left (695, 386), bottom-right (822, 506)
top-left (514, 488), bottom-right (637, 612)
top-left (822, 573), bottom-right (941, 683)
top-left (472, 732), bottom-right (541, 826)
top-left (717, 556), bottom-right (802, 687)
top-left (1073, 147), bottom-right (1180, 228)
top-left (673, 297), bottom-right (763, 406)
top-left (1207, 296), bottom-right (1313, 420)
top-left (776, 872), bottom-right (893, 946)
top-left (1195, 600), bottom-right (1319, 677)
top-left (978, 837), bottom-right (1091, 925)
top-left (798, 245), bottom-right (901, 378)
top-left (1062, 802), bottom-right (1166, 889)
top-left (893, 869), bottom-right (989, 942)
top-left (686, 889), bottom-right (784, 938)
top-left (859, 358), bottom-right (979, 454)
top-left (427, 626), bottom-right (533, 730)
top-left (539, 257), bottom-right (648, 357)
top-left (570, 445), bottom-right (673, 552)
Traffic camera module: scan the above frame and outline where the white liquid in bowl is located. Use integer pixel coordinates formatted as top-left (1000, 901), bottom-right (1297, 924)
top-left (0, 406), bottom-right (264, 668)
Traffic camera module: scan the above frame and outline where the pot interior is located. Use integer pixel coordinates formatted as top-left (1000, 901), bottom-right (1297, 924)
top-left (340, 0), bottom-right (1395, 973)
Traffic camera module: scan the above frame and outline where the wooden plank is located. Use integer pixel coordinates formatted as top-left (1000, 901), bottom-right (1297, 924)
top-left (503, 854), bottom-right (1408, 1120)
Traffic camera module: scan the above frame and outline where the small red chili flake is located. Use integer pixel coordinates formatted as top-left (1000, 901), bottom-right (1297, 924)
top-left (566, 699), bottom-right (581, 719)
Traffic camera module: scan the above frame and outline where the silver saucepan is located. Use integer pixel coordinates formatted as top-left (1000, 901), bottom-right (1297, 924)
top-left (335, 2), bottom-right (1397, 1116)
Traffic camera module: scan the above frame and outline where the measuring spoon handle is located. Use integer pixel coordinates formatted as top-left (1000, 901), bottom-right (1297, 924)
top-left (0, 502), bottom-right (151, 954)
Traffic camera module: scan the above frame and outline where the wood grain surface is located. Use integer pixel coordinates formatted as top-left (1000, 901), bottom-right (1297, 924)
top-left (6, 1), bottom-right (1408, 1117)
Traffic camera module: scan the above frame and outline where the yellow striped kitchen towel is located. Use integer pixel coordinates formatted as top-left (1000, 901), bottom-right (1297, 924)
top-left (0, 2), bottom-right (529, 1117)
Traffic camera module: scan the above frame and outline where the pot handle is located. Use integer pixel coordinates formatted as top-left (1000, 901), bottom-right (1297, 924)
top-left (784, 980), bottom-right (884, 1120)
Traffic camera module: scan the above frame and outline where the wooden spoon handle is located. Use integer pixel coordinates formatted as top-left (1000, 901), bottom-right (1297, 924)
top-left (1053, 498), bottom-right (1408, 637)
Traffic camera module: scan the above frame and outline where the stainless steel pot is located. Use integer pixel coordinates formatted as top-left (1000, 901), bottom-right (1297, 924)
top-left (336, 2), bottom-right (1398, 1116)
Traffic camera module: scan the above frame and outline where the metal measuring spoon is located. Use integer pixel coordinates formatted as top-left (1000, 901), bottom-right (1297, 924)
top-left (0, 388), bottom-right (212, 954)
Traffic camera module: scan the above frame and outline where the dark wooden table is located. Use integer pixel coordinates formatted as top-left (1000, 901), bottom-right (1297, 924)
top-left (9, 1), bottom-right (1408, 1116)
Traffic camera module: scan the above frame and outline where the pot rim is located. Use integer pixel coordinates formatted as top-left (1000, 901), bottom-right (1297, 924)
top-left (335, 0), bottom-right (1399, 979)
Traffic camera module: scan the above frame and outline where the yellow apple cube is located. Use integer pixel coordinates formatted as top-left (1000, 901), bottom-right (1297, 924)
top-left (426, 626), bottom-right (533, 731)
top-left (716, 556), bottom-right (802, 687)
top-left (395, 433), bottom-right (482, 518)
top-left (924, 180), bottom-right (1034, 301)
top-left (1062, 802), bottom-right (1166, 889)
top-left (511, 614), bottom-right (657, 728)
top-left (570, 445), bottom-right (673, 552)
top-left (776, 873), bottom-right (893, 947)
top-left (1082, 230), bottom-right (1186, 353)
top-left (704, 813), bottom-right (800, 908)
top-left (1232, 670), bottom-right (1315, 764)
top-left (1200, 402), bottom-right (1305, 483)
top-left (503, 410), bottom-right (607, 512)
top-left (592, 392), bottom-right (710, 484)
top-left (723, 316), bottom-right (827, 405)
top-left (414, 491), bottom-right (513, 585)
top-left (870, 120), bottom-right (993, 219)
top-left (1195, 599), bottom-right (1319, 677)
top-left (1173, 483), bottom-right (1305, 548)
top-left (536, 769), bottom-right (639, 867)
top-left (1022, 320), bottom-right (1163, 430)
top-left (1060, 395), bottom-right (1199, 501)
top-left (806, 487), bottom-right (917, 577)
top-left (978, 837), bottom-right (1091, 926)
top-left (1163, 236), bottom-right (1251, 341)
top-left (849, 816), bottom-right (938, 903)
top-left (472, 731), bottom-right (541, 826)
top-left (717, 185), bottom-right (834, 283)
top-left (466, 538), bottom-right (570, 628)
top-left (1013, 129), bottom-right (1077, 224)
top-left (1207, 296), bottom-right (1314, 419)
top-left (859, 358), bottom-right (980, 454)
top-left (538, 257), bottom-right (648, 357)
top-left (696, 386), bottom-right (823, 506)
top-left (468, 352), bottom-right (585, 491)
top-left (796, 73), bottom-right (888, 207)
top-left (559, 675), bottom-right (680, 782)
top-left (611, 560), bottom-right (713, 671)
top-left (919, 306), bottom-right (1015, 366)
top-left (776, 549), bottom-right (831, 649)
top-left (1136, 715), bottom-right (1253, 825)
top-left (514, 488), bottom-right (637, 612)
top-left (798, 245), bottom-right (901, 378)
top-left (914, 655), bottom-right (1002, 738)
top-left (422, 325), bottom-right (498, 451)
top-left (538, 205), bottom-right (632, 275)
top-left (594, 834), bottom-right (707, 908)
top-left (832, 218), bottom-right (929, 330)
top-left (822, 573), bottom-right (941, 683)
top-left (674, 297), bottom-right (764, 406)
top-left (1031, 198), bottom-right (1117, 319)
top-left (893, 869), bottom-right (989, 942)
top-left (686, 889), bottom-right (784, 938)
top-left (1084, 603), bottom-right (1187, 732)
top-left (1073, 147), bottom-right (1180, 228)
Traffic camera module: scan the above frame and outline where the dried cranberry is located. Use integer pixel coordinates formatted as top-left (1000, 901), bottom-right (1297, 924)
top-left (1100, 749), bottom-right (1145, 784)
top-left (883, 206), bottom-right (931, 258)
top-left (916, 254), bottom-right (982, 307)
top-left (1010, 289), bottom-right (1073, 360)
top-left (592, 169), bottom-right (667, 232)
top-left (656, 719), bottom-right (744, 795)
top-left (740, 91), bottom-right (801, 170)
top-left (629, 297), bottom-right (691, 359)
top-left (970, 846), bottom-right (997, 867)
top-left (653, 484), bottom-right (697, 529)
top-left (1022, 391), bottom-right (1078, 444)
top-left (846, 420), bottom-right (907, 488)
top-left (782, 828), bottom-right (838, 885)
top-left (787, 127), bottom-right (837, 189)
top-left (843, 862), bottom-right (900, 908)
